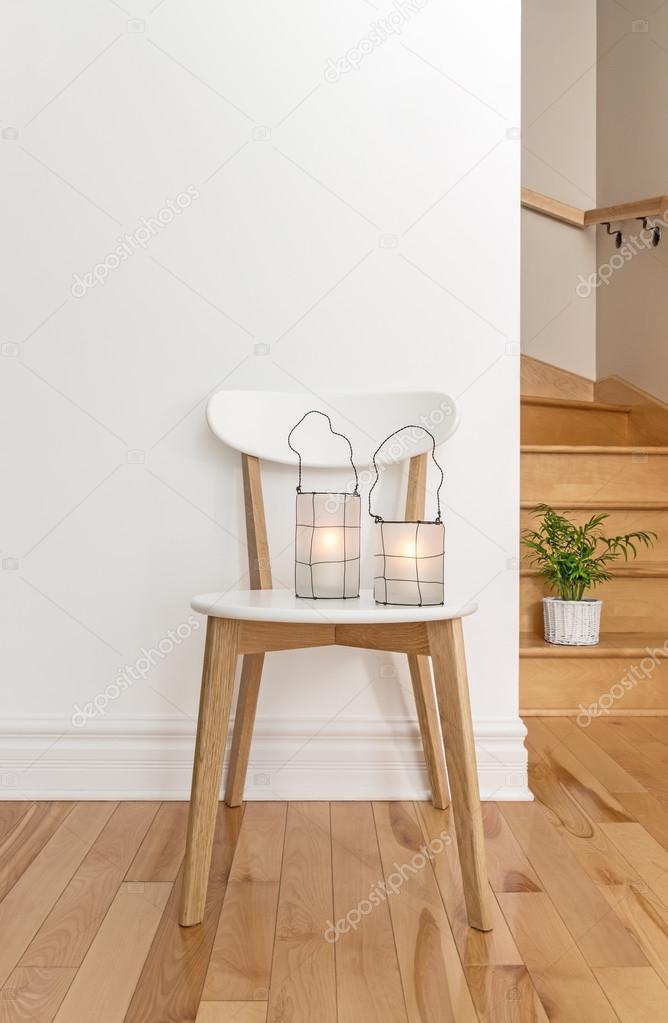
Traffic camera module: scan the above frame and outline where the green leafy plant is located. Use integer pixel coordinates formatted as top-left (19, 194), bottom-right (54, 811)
top-left (521, 504), bottom-right (656, 601)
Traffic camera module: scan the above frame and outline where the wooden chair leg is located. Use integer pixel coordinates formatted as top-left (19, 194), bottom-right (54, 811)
top-left (407, 654), bottom-right (449, 809)
top-left (180, 617), bottom-right (239, 927)
top-left (427, 618), bottom-right (493, 931)
top-left (224, 652), bottom-right (264, 807)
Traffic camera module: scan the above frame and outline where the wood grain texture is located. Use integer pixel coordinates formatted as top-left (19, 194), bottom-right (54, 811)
top-left (415, 801), bottom-right (522, 966)
top-left (372, 801), bottom-right (478, 1022)
top-left (23, 801), bottom-right (159, 966)
top-left (335, 621), bottom-right (429, 655)
top-left (204, 802), bottom-right (286, 1001)
top-left (50, 882), bottom-right (171, 1023)
top-left (0, 803), bottom-right (75, 903)
top-left (499, 801), bottom-right (646, 967)
top-left (124, 803), bottom-right (242, 1023)
top-left (598, 884), bottom-right (668, 986)
top-left (0, 967), bottom-right (76, 1023)
top-left (498, 892), bottom-right (618, 1022)
top-left (480, 804), bottom-right (542, 894)
top-left (593, 966), bottom-right (668, 1022)
top-left (330, 801), bottom-right (408, 1023)
top-left (521, 449), bottom-right (668, 503)
top-left (520, 355), bottom-right (594, 401)
top-left (407, 656), bottom-right (449, 810)
top-left (521, 403), bottom-right (630, 446)
top-left (537, 718), bottom-right (645, 794)
top-left (0, 804), bottom-right (32, 843)
top-left (0, 803), bottom-right (116, 987)
top-left (464, 965), bottom-right (549, 1023)
top-left (125, 802), bottom-right (188, 882)
top-left (596, 375), bottom-right (668, 445)
top-left (225, 653), bottom-right (264, 807)
top-left (181, 617), bottom-right (240, 927)
top-left (427, 618), bottom-right (493, 930)
top-left (242, 453), bottom-right (272, 590)
top-left (267, 803), bottom-right (335, 1023)
top-left (196, 1004), bottom-right (267, 1023)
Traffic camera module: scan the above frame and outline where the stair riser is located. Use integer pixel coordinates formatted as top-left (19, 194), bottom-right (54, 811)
top-left (521, 575), bottom-right (668, 633)
top-left (522, 452), bottom-right (668, 502)
top-left (521, 406), bottom-right (629, 446)
top-left (521, 655), bottom-right (668, 712)
top-left (520, 508), bottom-right (668, 563)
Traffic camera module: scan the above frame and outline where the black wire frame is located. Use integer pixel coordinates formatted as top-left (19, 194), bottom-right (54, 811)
top-left (294, 491), bottom-right (361, 599)
top-left (373, 519), bottom-right (445, 606)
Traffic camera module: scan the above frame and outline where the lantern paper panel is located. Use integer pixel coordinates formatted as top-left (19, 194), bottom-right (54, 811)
top-left (373, 520), bottom-right (444, 606)
top-left (295, 492), bottom-right (361, 598)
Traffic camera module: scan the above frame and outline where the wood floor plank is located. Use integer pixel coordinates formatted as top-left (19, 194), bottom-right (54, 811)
top-left (124, 803), bottom-right (242, 1023)
top-left (0, 804), bottom-right (32, 843)
top-left (614, 790), bottom-right (668, 851)
top-left (125, 802), bottom-right (189, 882)
top-left (203, 802), bottom-right (286, 1001)
top-left (0, 967), bottom-right (76, 1023)
top-left (627, 717), bottom-right (668, 744)
top-left (0, 803), bottom-right (76, 902)
top-left (498, 892), bottom-right (618, 1022)
top-left (415, 801), bottom-right (523, 966)
top-left (372, 801), bottom-right (478, 1023)
top-left (0, 803), bottom-right (116, 987)
top-left (526, 743), bottom-right (640, 887)
top-left (480, 803), bottom-right (542, 894)
top-left (266, 803), bottom-right (335, 1023)
top-left (539, 717), bottom-right (646, 794)
top-left (593, 966), bottom-right (668, 1022)
top-left (21, 802), bottom-right (160, 967)
top-left (524, 720), bottom-right (633, 822)
top-left (50, 882), bottom-right (171, 1023)
top-left (463, 965), bottom-right (549, 1023)
top-left (598, 883), bottom-right (668, 987)
top-left (585, 720), bottom-right (666, 796)
top-left (196, 1003), bottom-right (267, 1022)
top-left (330, 801), bottom-right (408, 1023)
top-left (499, 801), bottom-right (646, 967)
top-left (601, 821), bottom-right (668, 908)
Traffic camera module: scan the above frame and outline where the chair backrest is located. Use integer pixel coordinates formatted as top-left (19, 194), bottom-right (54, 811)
top-left (207, 390), bottom-right (459, 466)
top-left (206, 389), bottom-right (460, 591)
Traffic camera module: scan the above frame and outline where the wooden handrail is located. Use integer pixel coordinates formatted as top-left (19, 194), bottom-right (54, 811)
top-left (521, 187), bottom-right (668, 228)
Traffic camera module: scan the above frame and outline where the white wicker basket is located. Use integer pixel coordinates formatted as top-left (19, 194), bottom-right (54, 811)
top-left (542, 597), bottom-right (602, 646)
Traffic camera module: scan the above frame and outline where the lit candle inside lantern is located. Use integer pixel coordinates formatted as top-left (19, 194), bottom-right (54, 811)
top-left (295, 492), bottom-right (360, 599)
top-left (373, 521), bottom-right (444, 606)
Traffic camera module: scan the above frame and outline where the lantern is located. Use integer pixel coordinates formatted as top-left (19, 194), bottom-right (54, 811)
top-left (288, 411), bottom-right (361, 599)
top-left (369, 426), bottom-right (445, 606)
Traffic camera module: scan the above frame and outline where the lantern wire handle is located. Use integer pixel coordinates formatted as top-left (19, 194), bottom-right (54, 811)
top-left (368, 425), bottom-right (444, 524)
top-left (287, 410), bottom-right (360, 495)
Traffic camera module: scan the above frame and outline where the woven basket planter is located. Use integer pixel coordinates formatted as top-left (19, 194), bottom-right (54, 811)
top-left (542, 597), bottom-right (602, 646)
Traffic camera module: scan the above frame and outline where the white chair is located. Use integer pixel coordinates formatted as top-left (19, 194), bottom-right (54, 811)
top-left (179, 390), bottom-right (493, 933)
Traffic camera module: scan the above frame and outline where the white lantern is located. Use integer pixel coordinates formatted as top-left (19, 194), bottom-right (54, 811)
top-left (288, 412), bottom-right (361, 599)
top-left (369, 426), bottom-right (445, 606)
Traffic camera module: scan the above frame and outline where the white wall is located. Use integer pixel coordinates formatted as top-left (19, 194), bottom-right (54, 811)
top-left (0, 0), bottom-right (527, 799)
top-left (596, 1), bottom-right (668, 402)
top-left (521, 0), bottom-right (597, 379)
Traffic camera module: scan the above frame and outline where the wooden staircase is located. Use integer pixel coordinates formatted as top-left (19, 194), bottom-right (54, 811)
top-left (520, 361), bottom-right (668, 715)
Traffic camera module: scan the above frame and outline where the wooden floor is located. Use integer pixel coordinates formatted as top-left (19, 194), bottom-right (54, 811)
top-left (3, 719), bottom-right (668, 1021)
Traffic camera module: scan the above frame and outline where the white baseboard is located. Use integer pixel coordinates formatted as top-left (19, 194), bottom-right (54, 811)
top-left (0, 715), bottom-right (531, 801)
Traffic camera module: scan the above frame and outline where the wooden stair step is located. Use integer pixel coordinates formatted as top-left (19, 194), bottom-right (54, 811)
top-left (521, 575), bottom-right (668, 633)
top-left (520, 632), bottom-right (668, 714)
top-left (520, 500), bottom-right (668, 510)
top-left (521, 562), bottom-right (668, 578)
top-left (520, 632), bottom-right (668, 658)
top-left (521, 396), bottom-right (632, 413)
top-left (522, 447), bottom-right (668, 502)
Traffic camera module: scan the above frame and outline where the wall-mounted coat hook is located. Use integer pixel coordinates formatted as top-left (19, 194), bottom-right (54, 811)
top-left (603, 222), bottom-right (623, 248)
top-left (637, 216), bottom-right (662, 247)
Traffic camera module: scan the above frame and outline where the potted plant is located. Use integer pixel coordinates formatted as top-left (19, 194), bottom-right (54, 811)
top-left (521, 504), bottom-right (656, 645)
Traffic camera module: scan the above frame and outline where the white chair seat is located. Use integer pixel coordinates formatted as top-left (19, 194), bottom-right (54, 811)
top-left (191, 588), bottom-right (477, 624)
